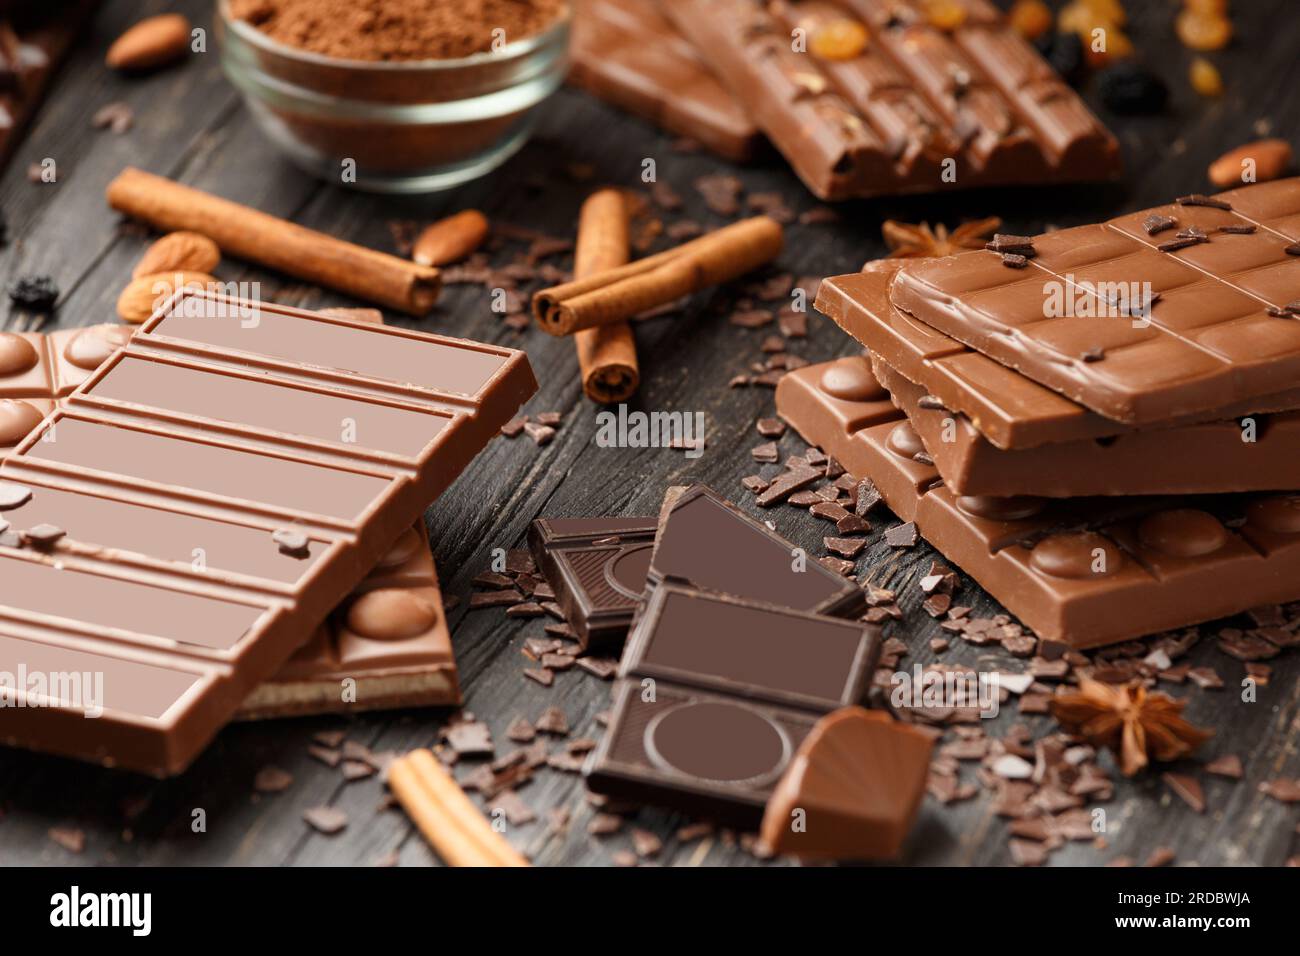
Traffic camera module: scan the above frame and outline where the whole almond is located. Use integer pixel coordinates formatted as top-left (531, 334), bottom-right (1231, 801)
top-left (1208, 138), bottom-right (1293, 188)
top-left (132, 232), bottom-right (220, 279)
top-left (105, 14), bottom-right (191, 72)
top-left (117, 271), bottom-right (218, 325)
top-left (412, 210), bottom-right (489, 267)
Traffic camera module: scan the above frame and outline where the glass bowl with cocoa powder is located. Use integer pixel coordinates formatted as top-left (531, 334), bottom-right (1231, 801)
top-left (217, 0), bottom-right (570, 192)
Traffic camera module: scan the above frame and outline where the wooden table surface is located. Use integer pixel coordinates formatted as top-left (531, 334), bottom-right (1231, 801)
top-left (1, 0), bottom-right (1297, 867)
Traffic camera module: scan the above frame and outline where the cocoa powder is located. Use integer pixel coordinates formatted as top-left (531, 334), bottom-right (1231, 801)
top-left (230, 0), bottom-right (567, 61)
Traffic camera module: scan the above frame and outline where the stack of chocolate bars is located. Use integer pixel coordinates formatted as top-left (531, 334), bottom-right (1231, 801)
top-left (529, 484), bottom-right (934, 858)
top-left (0, 290), bottom-right (535, 775)
top-left (779, 178), bottom-right (1300, 650)
top-left (570, 0), bottom-right (1120, 199)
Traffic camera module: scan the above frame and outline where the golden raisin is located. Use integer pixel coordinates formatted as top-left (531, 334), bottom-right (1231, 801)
top-left (1175, 10), bottom-right (1232, 50)
top-left (1083, 0), bottom-right (1128, 27)
top-left (925, 0), bottom-right (967, 31)
top-left (1058, 2), bottom-right (1113, 38)
top-left (1009, 0), bottom-right (1053, 40)
top-left (810, 18), bottom-right (869, 61)
top-left (1084, 26), bottom-right (1134, 66)
top-left (1189, 57), bottom-right (1224, 96)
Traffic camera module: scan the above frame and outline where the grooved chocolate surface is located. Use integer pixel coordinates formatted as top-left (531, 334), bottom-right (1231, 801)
top-left (0, 290), bottom-right (534, 774)
top-left (569, 0), bottom-right (761, 161)
top-left (777, 360), bottom-right (1300, 648)
top-left (891, 179), bottom-right (1300, 424)
top-left (661, 0), bottom-right (1119, 199)
top-left (586, 582), bottom-right (880, 825)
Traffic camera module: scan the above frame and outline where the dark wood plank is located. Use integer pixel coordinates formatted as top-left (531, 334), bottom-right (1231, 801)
top-left (0, 0), bottom-right (1297, 868)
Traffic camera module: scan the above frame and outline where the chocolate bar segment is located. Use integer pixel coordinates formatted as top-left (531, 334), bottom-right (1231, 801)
top-left (817, 266), bottom-right (1300, 449)
top-left (528, 516), bottom-right (657, 649)
top-left (238, 524), bottom-right (459, 719)
top-left (649, 484), bottom-right (865, 617)
top-left (568, 0), bottom-right (761, 161)
top-left (890, 179), bottom-right (1300, 423)
top-left (586, 584), bottom-right (880, 825)
top-left (0, 290), bottom-right (534, 774)
top-left (876, 354), bottom-right (1300, 497)
top-left (661, 0), bottom-right (1119, 199)
top-left (776, 360), bottom-right (1300, 648)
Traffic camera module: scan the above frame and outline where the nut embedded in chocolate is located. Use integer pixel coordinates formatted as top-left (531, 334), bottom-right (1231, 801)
top-left (272, 527), bottom-right (311, 558)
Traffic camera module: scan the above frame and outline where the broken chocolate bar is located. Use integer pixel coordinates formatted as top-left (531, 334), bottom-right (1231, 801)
top-left (586, 583), bottom-right (881, 825)
top-left (527, 515), bottom-right (658, 649)
top-left (238, 523), bottom-right (459, 718)
top-left (889, 179), bottom-right (1300, 424)
top-left (0, 289), bottom-right (534, 774)
top-left (777, 359), bottom-right (1300, 648)
top-left (661, 0), bottom-right (1119, 200)
top-left (568, 0), bottom-right (761, 161)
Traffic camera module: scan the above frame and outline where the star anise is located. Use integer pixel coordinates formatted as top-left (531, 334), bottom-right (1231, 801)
top-left (1050, 678), bottom-right (1213, 777)
top-left (882, 216), bottom-right (1001, 258)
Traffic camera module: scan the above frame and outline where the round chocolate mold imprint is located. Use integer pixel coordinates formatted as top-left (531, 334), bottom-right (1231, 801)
top-left (886, 421), bottom-right (927, 460)
top-left (604, 542), bottom-right (653, 600)
top-left (1137, 509), bottom-right (1228, 557)
top-left (64, 325), bottom-right (132, 371)
top-left (1029, 532), bottom-right (1123, 579)
top-left (956, 495), bottom-right (1046, 521)
top-left (377, 526), bottom-right (423, 569)
top-left (346, 589), bottom-right (438, 641)
top-left (1246, 495), bottom-right (1300, 534)
top-left (0, 333), bottom-right (38, 376)
top-left (818, 355), bottom-right (885, 402)
top-left (645, 701), bottom-right (790, 785)
top-left (0, 399), bottom-right (43, 445)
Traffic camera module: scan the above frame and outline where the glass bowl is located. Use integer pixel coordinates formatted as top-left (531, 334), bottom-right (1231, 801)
top-left (215, 0), bottom-right (571, 193)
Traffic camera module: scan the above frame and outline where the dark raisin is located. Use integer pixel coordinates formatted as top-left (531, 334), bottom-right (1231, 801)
top-left (1097, 63), bottom-right (1169, 115)
top-left (1033, 31), bottom-right (1085, 86)
top-left (7, 275), bottom-right (59, 312)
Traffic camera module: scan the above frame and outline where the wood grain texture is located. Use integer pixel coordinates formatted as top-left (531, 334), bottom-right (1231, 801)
top-left (0, 0), bottom-right (1297, 867)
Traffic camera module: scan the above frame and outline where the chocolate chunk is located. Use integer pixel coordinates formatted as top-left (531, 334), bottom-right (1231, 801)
top-left (0, 481), bottom-right (32, 510)
top-left (884, 522), bottom-right (918, 547)
top-left (272, 527), bottom-right (311, 558)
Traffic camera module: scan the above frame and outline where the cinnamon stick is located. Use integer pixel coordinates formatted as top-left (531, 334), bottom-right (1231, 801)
top-left (388, 749), bottom-right (530, 867)
top-left (105, 167), bottom-right (441, 315)
top-left (533, 215), bottom-right (783, 336)
top-left (573, 189), bottom-right (639, 403)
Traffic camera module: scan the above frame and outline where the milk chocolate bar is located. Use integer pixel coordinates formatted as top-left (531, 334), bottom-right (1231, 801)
top-left (661, 0), bottom-right (1119, 200)
top-left (569, 0), bottom-right (761, 161)
top-left (777, 359), bottom-right (1300, 648)
top-left (527, 515), bottom-right (657, 649)
top-left (0, 325), bottom-right (134, 458)
top-left (890, 179), bottom-right (1300, 424)
top-left (238, 523), bottom-right (459, 719)
top-left (0, 290), bottom-right (534, 774)
top-left (876, 355), bottom-right (1300, 497)
top-left (648, 483), bottom-right (865, 617)
top-left (818, 266), bottom-right (1300, 450)
top-left (586, 583), bottom-right (881, 825)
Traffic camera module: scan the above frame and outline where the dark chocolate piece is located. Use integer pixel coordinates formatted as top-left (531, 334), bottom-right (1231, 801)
top-left (527, 516), bottom-right (658, 649)
top-left (649, 484), bottom-right (865, 618)
top-left (0, 290), bottom-right (534, 774)
top-left (585, 584), bottom-right (881, 825)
